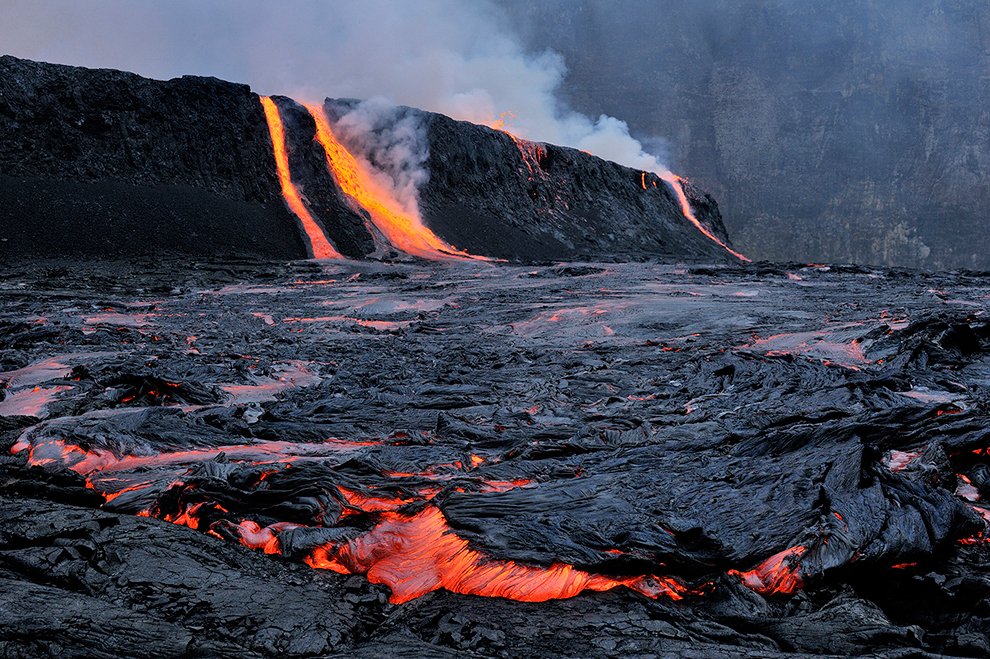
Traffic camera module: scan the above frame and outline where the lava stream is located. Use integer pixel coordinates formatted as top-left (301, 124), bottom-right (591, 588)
top-left (303, 506), bottom-right (688, 604)
top-left (259, 96), bottom-right (341, 260)
top-left (306, 104), bottom-right (485, 261)
top-left (657, 172), bottom-right (751, 262)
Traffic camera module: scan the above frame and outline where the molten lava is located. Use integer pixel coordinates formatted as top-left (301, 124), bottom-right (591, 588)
top-left (306, 104), bottom-right (485, 261)
top-left (304, 506), bottom-right (688, 604)
top-left (259, 97), bottom-right (341, 260)
top-left (656, 172), bottom-right (751, 262)
top-left (729, 545), bottom-right (807, 595)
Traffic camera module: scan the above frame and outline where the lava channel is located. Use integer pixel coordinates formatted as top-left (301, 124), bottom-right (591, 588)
top-left (260, 96), bottom-right (342, 260)
top-left (306, 103), bottom-right (487, 261)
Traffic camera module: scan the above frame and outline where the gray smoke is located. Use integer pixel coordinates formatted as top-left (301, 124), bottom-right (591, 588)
top-left (329, 98), bottom-right (432, 220)
top-left (0, 0), bottom-right (673, 175)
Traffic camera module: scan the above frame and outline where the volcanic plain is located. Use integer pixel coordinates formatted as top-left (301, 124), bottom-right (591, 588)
top-left (1, 257), bottom-right (988, 657)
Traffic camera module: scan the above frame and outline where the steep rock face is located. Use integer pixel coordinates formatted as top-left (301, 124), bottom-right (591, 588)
top-left (323, 99), bottom-right (737, 262)
top-left (0, 55), bottom-right (741, 264)
top-left (0, 55), bottom-right (305, 259)
top-left (418, 110), bottom-right (733, 262)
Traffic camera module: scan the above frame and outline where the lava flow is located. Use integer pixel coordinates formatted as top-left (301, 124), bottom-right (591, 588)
top-left (655, 172), bottom-right (751, 262)
top-left (304, 506), bottom-right (689, 604)
top-left (306, 104), bottom-right (485, 261)
top-left (260, 96), bottom-right (341, 260)
top-left (728, 545), bottom-right (807, 595)
top-left (488, 119), bottom-right (546, 179)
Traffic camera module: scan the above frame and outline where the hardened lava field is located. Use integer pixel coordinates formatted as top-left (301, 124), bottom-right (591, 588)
top-left (1, 258), bottom-right (989, 657)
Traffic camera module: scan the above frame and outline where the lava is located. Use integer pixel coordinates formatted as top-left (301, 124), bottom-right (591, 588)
top-left (657, 172), bottom-right (751, 262)
top-left (739, 327), bottom-right (872, 370)
top-left (259, 96), bottom-right (341, 260)
top-left (729, 545), bottom-right (807, 595)
top-left (11, 437), bottom-right (377, 477)
top-left (305, 505), bottom-right (688, 604)
top-left (487, 121), bottom-right (546, 179)
top-left (0, 385), bottom-right (73, 417)
top-left (306, 104), bottom-right (485, 261)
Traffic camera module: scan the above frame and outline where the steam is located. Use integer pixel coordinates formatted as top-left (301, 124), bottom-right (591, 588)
top-left (0, 0), bottom-right (672, 174)
top-left (329, 99), bottom-right (430, 220)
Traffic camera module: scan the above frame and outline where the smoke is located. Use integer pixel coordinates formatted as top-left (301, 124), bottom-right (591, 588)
top-left (328, 98), bottom-right (431, 220)
top-left (0, 0), bottom-right (672, 174)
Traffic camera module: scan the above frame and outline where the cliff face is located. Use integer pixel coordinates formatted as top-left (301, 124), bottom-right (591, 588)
top-left (0, 55), bottom-right (305, 258)
top-left (507, 0), bottom-right (990, 270)
top-left (0, 55), bottom-right (740, 264)
top-left (325, 99), bottom-right (736, 262)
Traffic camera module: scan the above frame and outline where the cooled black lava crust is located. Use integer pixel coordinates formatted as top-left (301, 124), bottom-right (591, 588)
top-left (0, 258), bottom-right (988, 657)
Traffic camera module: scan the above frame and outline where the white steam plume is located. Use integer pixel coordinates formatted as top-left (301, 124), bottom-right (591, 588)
top-left (1, 0), bottom-right (673, 175)
top-left (329, 98), bottom-right (431, 220)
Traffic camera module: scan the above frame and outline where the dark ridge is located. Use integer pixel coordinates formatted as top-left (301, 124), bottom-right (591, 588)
top-left (0, 55), bottom-right (741, 263)
top-left (419, 111), bottom-right (734, 262)
top-left (0, 54), bottom-right (306, 259)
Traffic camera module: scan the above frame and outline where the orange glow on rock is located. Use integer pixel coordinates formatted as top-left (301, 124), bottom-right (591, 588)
top-left (259, 96), bottom-right (341, 260)
top-left (306, 104), bottom-right (486, 261)
top-left (305, 505), bottom-right (688, 604)
top-left (659, 173), bottom-right (751, 262)
top-left (729, 545), bottom-right (807, 595)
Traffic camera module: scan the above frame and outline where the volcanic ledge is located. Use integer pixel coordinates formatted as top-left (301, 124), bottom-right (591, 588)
top-left (0, 55), bottom-right (739, 263)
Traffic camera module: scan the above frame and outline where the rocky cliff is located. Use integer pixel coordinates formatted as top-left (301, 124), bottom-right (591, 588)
top-left (0, 55), bottom-right (741, 263)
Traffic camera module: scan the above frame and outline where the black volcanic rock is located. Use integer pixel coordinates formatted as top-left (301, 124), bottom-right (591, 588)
top-left (0, 257), bottom-right (987, 657)
top-left (0, 55), bottom-right (741, 264)
top-left (420, 112), bottom-right (733, 262)
top-left (0, 55), bottom-right (305, 259)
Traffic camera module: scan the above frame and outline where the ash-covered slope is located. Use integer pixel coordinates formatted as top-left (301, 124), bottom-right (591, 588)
top-left (0, 55), bottom-right (741, 263)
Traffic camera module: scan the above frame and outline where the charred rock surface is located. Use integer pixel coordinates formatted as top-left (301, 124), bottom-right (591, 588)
top-left (0, 258), bottom-right (988, 656)
top-left (0, 55), bottom-right (739, 263)
top-left (0, 55), bottom-right (305, 259)
top-left (325, 98), bottom-right (734, 263)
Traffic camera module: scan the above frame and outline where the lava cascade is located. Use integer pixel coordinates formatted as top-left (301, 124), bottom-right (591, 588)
top-left (657, 172), bottom-right (750, 262)
top-left (306, 104), bottom-right (484, 261)
top-left (260, 97), bottom-right (341, 260)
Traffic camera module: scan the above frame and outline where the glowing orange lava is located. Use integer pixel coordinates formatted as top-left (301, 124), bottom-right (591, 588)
top-left (729, 545), bottom-right (806, 595)
top-left (14, 432), bottom-right (828, 604)
top-left (656, 172), bottom-right (751, 262)
top-left (259, 96), bottom-right (341, 260)
top-left (305, 505), bottom-right (688, 604)
top-left (306, 104), bottom-right (485, 261)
